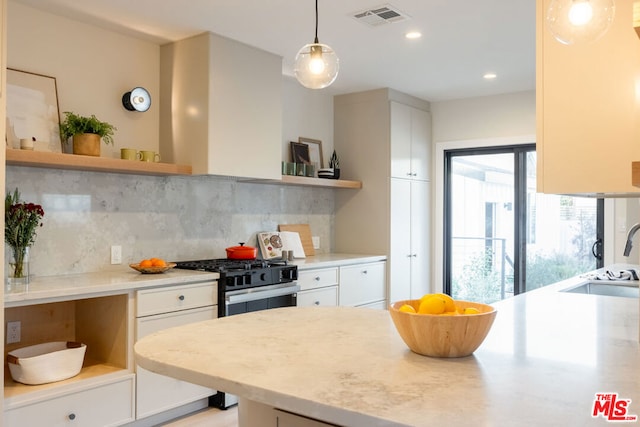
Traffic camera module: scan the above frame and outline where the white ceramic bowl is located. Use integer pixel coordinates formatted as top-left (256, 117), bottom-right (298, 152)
top-left (7, 341), bottom-right (87, 385)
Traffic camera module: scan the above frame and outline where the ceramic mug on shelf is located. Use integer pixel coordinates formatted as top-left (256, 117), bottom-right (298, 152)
top-left (20, 138), bottom-right (34, 150)
top-left (140, 150), bottom-right (160, 162)
top-left (120, 148), bottom-right (140, 160)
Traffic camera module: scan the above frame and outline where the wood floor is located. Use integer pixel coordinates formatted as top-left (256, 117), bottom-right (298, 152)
top-left (161, 406), bottom-right (238, 427)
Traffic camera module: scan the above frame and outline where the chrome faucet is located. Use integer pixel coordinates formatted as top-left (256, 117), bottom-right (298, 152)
top-left (623, 223), bottom-right (640, 256)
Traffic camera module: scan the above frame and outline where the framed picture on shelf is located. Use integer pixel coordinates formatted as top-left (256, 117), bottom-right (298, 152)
top-left (290, 141), bottom-right (310, 164)
top-left (298, 137), bottom-right (324, 168)
top-left (6, 68), bottom-right (62, 153)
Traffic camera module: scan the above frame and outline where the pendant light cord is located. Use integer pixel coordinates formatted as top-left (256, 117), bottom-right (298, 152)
top-left (314, 0), bottom-right (319, 44)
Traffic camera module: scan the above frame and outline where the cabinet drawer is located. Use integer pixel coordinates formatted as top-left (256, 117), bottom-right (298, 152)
top-left (340, 262), bottom-right (386, 307)
top-left (136, 306), bottom-right (216, 418)
top-left (5, 374), bottom-right (135, 426)
top-left (297, 286), bottom-right (338, 307)
top-left (297, 268), bottom-right (338, 291)
top-left (137, 281), bottom-right (217, 317)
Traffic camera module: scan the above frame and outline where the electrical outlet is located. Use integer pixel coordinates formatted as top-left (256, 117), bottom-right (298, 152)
top-left (7, 321), bottom-right (20, 344)
top-left (312, 236), bottom-right (320, 249)
top-left (111, 245), bottom-right (122, 265)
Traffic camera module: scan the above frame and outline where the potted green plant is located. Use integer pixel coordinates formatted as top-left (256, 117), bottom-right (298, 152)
top-left (59, 111), bottom-right (117, 156)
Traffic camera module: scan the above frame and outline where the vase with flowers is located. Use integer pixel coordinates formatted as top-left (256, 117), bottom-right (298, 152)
top-left (5, 189), bottom-right (44, 287)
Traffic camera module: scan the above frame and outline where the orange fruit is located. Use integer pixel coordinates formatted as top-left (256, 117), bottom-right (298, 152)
top-left (399, 304), bottom-right (416, 314)
top-left (151, 258), bottom-right (167, 267)
top-left (418, 295), bottom-right (447, 314)
top-left (139, 259), bottom-right (153, 268)
top-left (434, 293), bottom-right (456, 312)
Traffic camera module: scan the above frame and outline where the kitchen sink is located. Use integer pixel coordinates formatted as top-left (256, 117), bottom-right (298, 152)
top-left (561, 281), bottom-right (639, 298)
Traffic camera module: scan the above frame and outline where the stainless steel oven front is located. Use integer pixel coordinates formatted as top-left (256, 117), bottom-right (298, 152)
top-left (225, 282), bottom-right (300, 316)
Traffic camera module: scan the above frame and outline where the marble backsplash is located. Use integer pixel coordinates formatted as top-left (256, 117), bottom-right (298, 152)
top-left (6, 166), bottom-right (334, 277)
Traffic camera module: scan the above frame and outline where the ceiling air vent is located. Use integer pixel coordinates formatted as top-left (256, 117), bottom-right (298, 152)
top-left (351, 4), bottom-right (410, 27)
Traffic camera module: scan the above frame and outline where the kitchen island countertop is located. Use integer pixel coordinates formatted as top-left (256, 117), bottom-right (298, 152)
top-left (134, 280), bottom-right (640, 427)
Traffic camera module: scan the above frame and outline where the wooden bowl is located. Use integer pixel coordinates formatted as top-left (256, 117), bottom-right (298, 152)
top-left (129, 262), bottom-right (176, 274)
top-left (389, 299), bottom-right (497, 358)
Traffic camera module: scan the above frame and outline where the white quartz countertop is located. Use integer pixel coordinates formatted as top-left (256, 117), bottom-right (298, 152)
top-left (4, 268), bottom-right (219, 306)
top-left (3, 253), bottom-right (385, 307)
top-left (290, 253), bottom-right (386, 270)
top-left (134, 283), bottom-right (640, 427)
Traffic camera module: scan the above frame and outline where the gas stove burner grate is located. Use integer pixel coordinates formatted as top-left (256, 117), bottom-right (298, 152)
top-left (174, 258), bottom-right (289, 272)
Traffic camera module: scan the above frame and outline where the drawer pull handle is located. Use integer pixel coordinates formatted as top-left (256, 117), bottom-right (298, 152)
top-left (178, 295), bottom-right (185, 301)
top-left (314, 301), bottom-right (320, 305)
top-left (68, 413), bottom-right (76, 421)
top-left (362, 270), bottom-right (368, 274)
top-left (314, 276), bottom-right (321, 281)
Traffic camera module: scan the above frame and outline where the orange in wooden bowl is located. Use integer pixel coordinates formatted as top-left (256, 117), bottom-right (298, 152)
top-left (389, 299), bottom-right (497, 358)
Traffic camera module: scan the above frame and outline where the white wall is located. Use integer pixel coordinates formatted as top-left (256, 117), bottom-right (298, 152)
top-left (281, 77), bottom-right (334, 166)
top-left (7, 2), bottom-right (160, 158)
top-left (432, 91), bottom-right (536, 142)
top-left (8, 1), bottom-right (336, 167)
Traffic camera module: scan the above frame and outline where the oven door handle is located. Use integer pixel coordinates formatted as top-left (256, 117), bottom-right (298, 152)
top-left (226, 284), bottom-right (300, 305)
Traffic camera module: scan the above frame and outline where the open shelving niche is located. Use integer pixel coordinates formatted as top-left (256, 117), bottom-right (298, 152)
top-left (4, 293), bottom-right (130, 405)
top-left (5, 149), bottom-right (362, 188)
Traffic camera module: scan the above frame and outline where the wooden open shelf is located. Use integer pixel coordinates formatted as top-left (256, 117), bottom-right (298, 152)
top-left (6, 148), bottom-right (192, 176)
top-left (266, 175), bottom-right (362, 189)
top-left (632, 162), bottom-right (640, 187)
top-left (5, 149), bottom-right (363, 189)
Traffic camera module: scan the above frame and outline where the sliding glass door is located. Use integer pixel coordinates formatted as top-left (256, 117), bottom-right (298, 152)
top-left (444, 145), bottom-right (602, 303)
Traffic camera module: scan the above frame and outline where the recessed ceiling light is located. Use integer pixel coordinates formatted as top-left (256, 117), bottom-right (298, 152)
top-left (405, 31), bottom-right (422, 39)
top-left (483, 73), bottom-right (497, 80)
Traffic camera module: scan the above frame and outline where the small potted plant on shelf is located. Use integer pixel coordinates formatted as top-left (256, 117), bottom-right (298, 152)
top-left (329, 150), bottom-right (340, 179)
top-left (59, 111), bottom-right (117, 157)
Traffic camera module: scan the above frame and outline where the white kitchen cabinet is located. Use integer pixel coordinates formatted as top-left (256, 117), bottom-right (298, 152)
top-left (135, 282), bottom-right (217, 420)
top-left (334, 89), bottom-right (432, 301)
top-left (390, 101), bottom-right (431, 181)
top-left (339, 261), bottom-right (386, 308)
top-left (536, 0), bottom-right (640, 195)
top-left (297, 287), bottom-right (338, 307)
top-left (390, 179), bottom-right (431, 302)
top-left (296, 267), bottom-right (339, 307)
top-left (159, 31), bottom-right (282, 179)
top-left (4, 374), bottom-right (135, 427)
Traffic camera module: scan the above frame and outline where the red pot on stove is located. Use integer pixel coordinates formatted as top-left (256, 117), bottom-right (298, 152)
top-left (225, 243), bottom-right (258, 260)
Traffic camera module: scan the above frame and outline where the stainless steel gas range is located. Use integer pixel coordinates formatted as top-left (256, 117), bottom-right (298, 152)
top-left (174, 258), bottom-right (299, 408)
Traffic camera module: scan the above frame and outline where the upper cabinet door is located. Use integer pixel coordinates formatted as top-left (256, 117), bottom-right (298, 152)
top-left (410, 108), bottom-right (431, 181)
top-left (537, 0), bottom-right (640, 195)
top-left (390, 101), bottom-right (412, 179)
top-left (390, 101), bottom-right (431, 181)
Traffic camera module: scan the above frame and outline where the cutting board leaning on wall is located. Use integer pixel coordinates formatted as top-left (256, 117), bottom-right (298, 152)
top-left (278, 224), bottom-right (315, 256)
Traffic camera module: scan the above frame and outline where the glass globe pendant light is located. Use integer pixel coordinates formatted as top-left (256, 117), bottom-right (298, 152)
top-left (546, 0), bottom-right (615, 45)
top-left (294, 0), bottom-right (339, 89)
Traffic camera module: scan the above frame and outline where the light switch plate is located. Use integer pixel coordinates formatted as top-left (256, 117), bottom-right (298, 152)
top-left (111, 245), bottom-right (122, 265)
